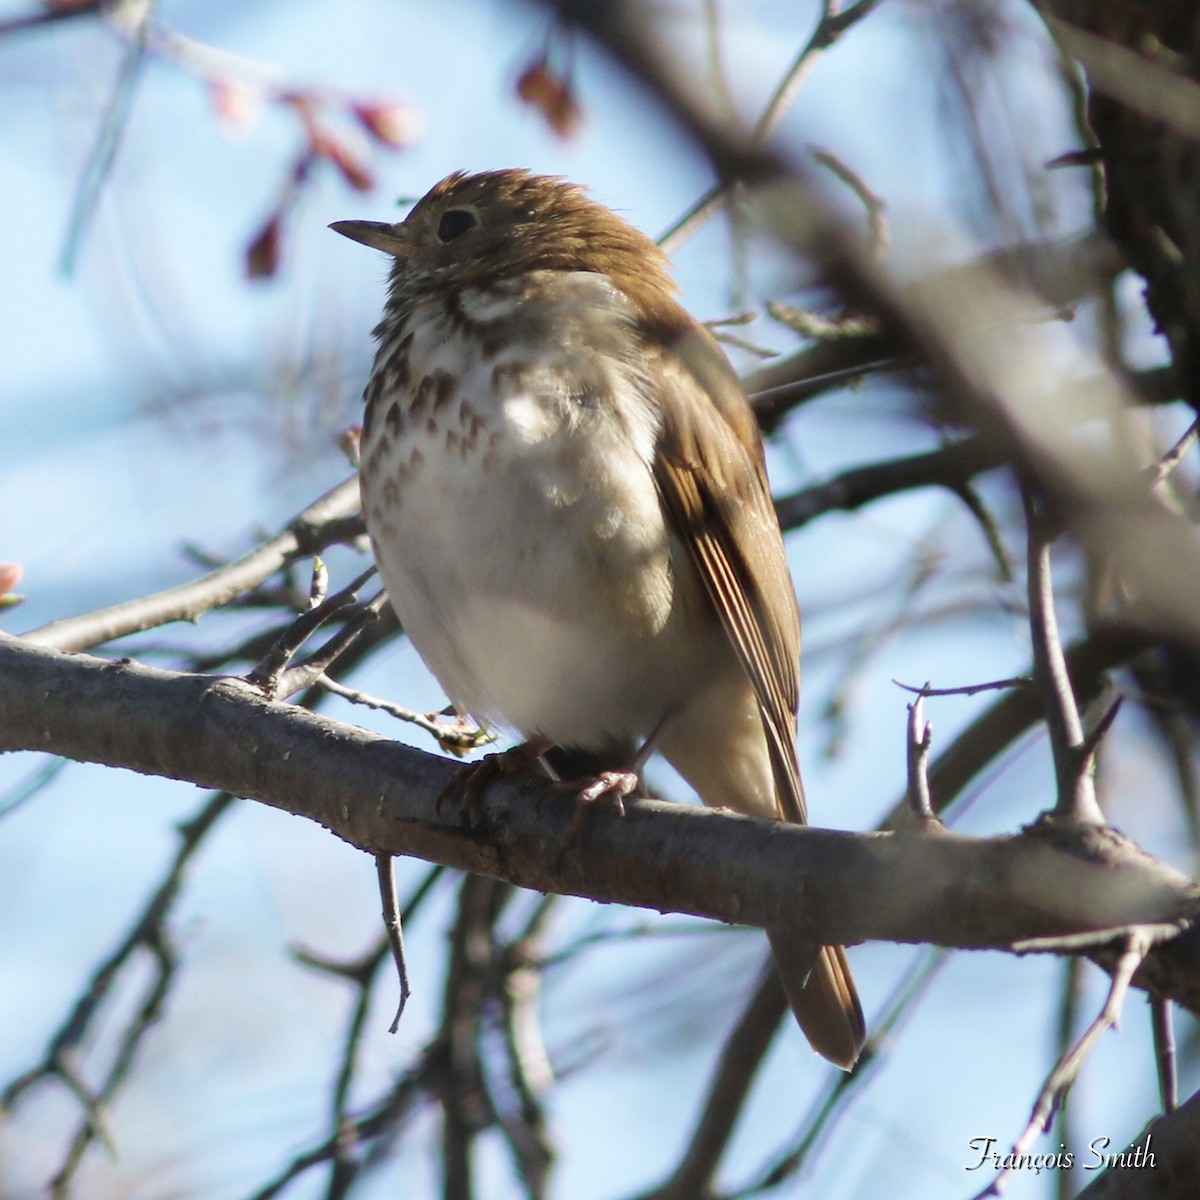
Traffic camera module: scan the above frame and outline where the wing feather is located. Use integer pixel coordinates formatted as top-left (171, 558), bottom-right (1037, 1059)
top-left (647, 321), bottom-right (807, 824)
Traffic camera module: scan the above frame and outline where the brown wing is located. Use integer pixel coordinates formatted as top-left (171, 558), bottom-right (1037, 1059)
top-left (648, 319), bottom-right (807, 825)
top-left (647, 317), bottom-right (866, 1069)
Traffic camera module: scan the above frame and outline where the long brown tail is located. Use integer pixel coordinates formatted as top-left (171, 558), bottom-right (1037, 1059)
top-left (766, 932), bottom-right (865, 1070)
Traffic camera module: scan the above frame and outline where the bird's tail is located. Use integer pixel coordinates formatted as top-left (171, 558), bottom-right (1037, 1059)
top-left (766, 932), bottom-right (865, 1071)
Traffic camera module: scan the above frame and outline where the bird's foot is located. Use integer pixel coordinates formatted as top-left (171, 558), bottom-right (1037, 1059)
top-left (437, 736), bottom-right (554, 818)
top-left (560, 769), bottom-right (639, 832)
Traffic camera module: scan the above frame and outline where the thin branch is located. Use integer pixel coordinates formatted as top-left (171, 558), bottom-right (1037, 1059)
top-left (437, 875), bottom-right (512, 1200)
top-left (892, 676), bottom-right (1032, 699)
top-left (969, 933), bottom-right (1152, 1200)
top-left (269, 865), bottom-right (445, 1198)
top-left (721, 949), bottom-right (948, 1199)
top-left (493, 895), bottom-right (559, 1200)
top-left (639, 962), bottom-right (788, 1200)
top-left (658, 0), bottom-right (882, 252)
top-left (376, 854), bottom-right (412, 1033)
top-left (245, 565), bottom-right (377, 696)
top-left (314, 674), bottom-right (495, 754)
top-left (774, 436), bottom-right (1003, 531)
top-left (810, 146), bottom-right (888, 258)
top-left (59, 0), bottom-right (156, 276)
top-left (22, 476), bottom-right (362, 653)
top-left (1052, 957), bottom-right (1083, 1200)
top-left (1022, 486), bottom-right (1106, 824)
top-left (905, 689), bottom-right (939, 824)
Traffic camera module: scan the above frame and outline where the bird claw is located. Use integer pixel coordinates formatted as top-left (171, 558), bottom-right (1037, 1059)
top-left (561, 770), bottom-right (638, 832)
top-left (436, 737), bottom-right (553, 819)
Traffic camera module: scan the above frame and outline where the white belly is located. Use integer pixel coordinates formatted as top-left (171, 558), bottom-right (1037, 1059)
top-left (358, 276), bottom-right (710, 748)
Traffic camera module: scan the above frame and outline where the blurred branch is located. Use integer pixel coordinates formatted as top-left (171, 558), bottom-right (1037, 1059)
top-left (721, 949), bottom-right (948, 1199)
top-left (774, 435), bottom-right (1003, 530)
top-left (494, 896), bottom-right (558, 1199)
top-left (59, 0), bottom-right (155, 276)
top-left (0, 2), bottom-right (105, 37)
top-left (659, 0), bottom-right (882, 252)
top-left (436, 875), bottom-right (512, 1200)
top-left (1, 791), bottom-right (233, 1198)
top-left (1045, 17), bottom-right (1200, 141)
top-left (637, 962), bottom-right (788, 1200)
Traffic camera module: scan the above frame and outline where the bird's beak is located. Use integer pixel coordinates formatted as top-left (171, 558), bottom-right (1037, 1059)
top-left (329, 220), bottom-right (414, 255)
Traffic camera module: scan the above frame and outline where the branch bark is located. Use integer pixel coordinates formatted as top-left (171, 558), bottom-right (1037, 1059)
top-left (2, 633), bottom-right (1197, 1001)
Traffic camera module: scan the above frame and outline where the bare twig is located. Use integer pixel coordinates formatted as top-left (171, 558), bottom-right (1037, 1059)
top-left (810, 146), bottom-right (888, 258)
top-left (376, 854), bottom-right (412, 1033)
top-left (905, 689), bottom-right (939, 824)
top-left (1149, 417), bottom-right (1200, 490)
top-left (658, 0), bottom-right (883, 252)
top-left (969, 932), bottom-right (1153, 1200)
top-left (314, 674), bottom-right (496, 754)
top-left (764, 299), bottom-right (880, 340)
top-left (271, 590), bottom-right (389, 699)
top-left (22, 476), bottom-right (362, 653)
top-left (276, 865), bottom-right (445, 1197)
top-left (1022, 487), bottom-right (1106, 825)
top-left (893, 676), bottom-right (1032, 698)
top-left (245, 564), bottom-right (377, 696)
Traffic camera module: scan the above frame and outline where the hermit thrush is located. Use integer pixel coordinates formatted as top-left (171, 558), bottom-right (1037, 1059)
top-left (333, 169), bottom-right (865, 1069)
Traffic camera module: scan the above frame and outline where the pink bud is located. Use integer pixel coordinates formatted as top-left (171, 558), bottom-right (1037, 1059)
top-left (516, 61), bottom-right (583, 139)
top-left (246, 213), bottom-right (283, 279)
top-left (352, 99), bottom-right (420, 149)
top-left (0, 562), bottom-right (23, 598)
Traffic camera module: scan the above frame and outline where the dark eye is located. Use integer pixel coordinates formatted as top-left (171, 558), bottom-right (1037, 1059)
top-left (437, 210), bottom-right (477, 242)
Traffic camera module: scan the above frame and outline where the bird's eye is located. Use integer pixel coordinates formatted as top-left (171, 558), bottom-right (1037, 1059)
top-left (437, 210), bottom-right (477, 242)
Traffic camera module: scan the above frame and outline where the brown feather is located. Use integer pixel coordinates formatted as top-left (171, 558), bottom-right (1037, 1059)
top-left (647, 318), bottom-right (865, 1068)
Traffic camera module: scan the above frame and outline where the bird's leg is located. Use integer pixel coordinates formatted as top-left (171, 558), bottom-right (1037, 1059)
top-left (436, 735), bottom-right (556, 816)
top-left (554, 711), bottom-right (675, 826)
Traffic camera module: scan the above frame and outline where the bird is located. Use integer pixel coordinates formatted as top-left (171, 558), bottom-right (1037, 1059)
top-left (332, 169), bottom-right (865, 1069)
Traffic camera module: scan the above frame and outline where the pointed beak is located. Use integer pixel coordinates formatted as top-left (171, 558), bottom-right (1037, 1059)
top-left (329, 219), bottom-right (413, 255)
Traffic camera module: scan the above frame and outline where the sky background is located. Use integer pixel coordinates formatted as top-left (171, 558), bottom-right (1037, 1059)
top-left (0, 2), bottom-right (1192, 1198)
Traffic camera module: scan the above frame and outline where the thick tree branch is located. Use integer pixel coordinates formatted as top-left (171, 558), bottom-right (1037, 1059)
top-left (1, 634), bottom-right (1197, 997)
